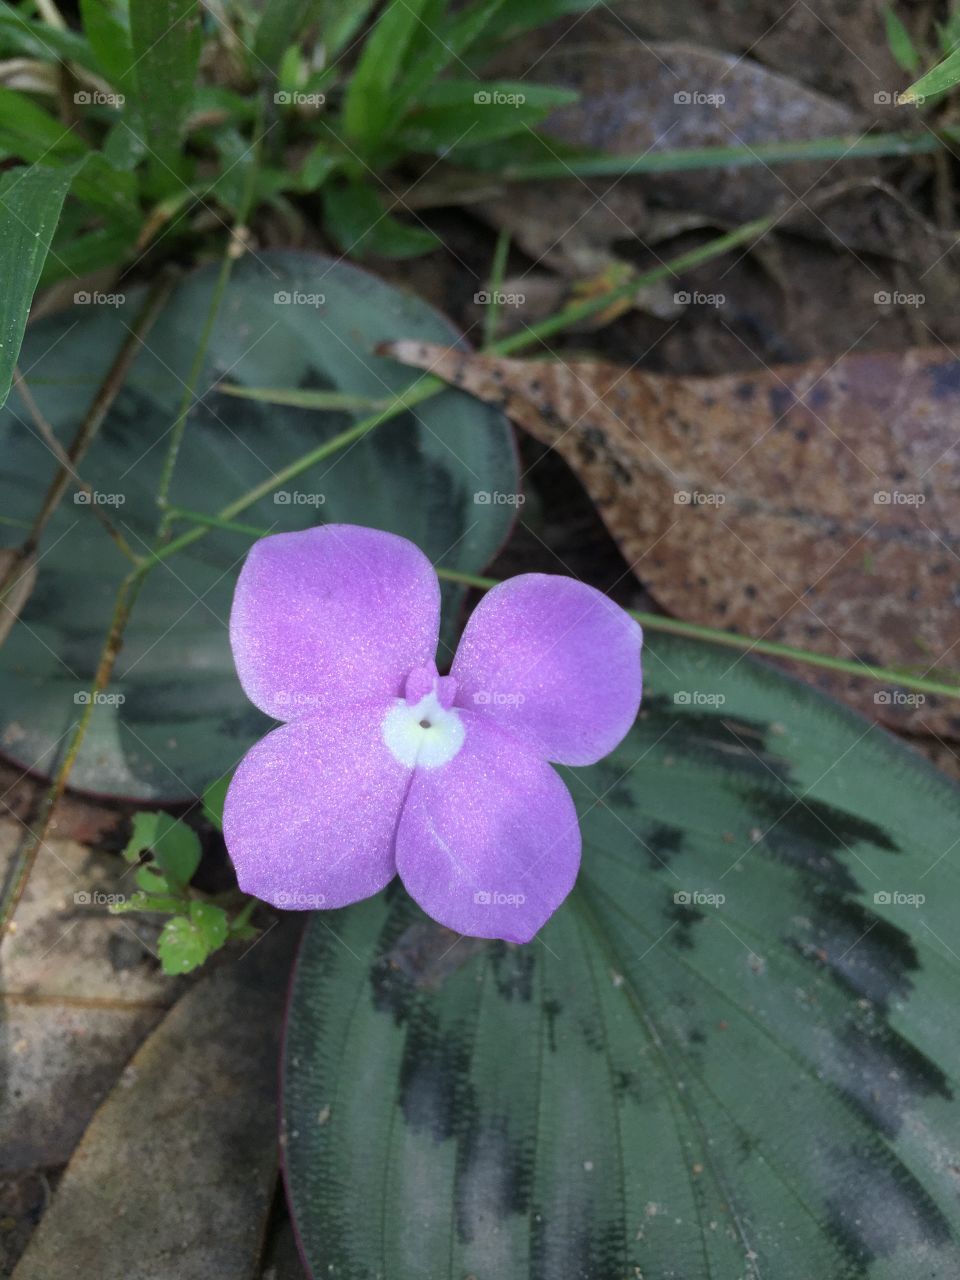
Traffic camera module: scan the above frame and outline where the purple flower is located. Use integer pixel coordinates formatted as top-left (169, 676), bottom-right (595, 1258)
top-left (223, 524), bottom-right (642, 942)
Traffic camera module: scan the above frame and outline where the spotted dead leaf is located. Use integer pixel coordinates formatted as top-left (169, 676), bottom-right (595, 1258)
top-left (383, 340), bottom-right (960, 739)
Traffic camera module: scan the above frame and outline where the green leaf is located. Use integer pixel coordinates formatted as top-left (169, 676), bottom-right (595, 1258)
top-left (398, 81), bottom-right (579, 152)
top-left (253, 0), bottom-right (313, 70)
top-left (295, 141), bottom-right (337, 193)
top-left (202, 774), bottom-right (231, 830)
top-left (0, 85), bottom-right (87, 160)
top-left (128, 0), bottom-right (202, 174)
top-left (0, 163), bottom-right (77, 409)
top-left (391, 0), bottom-right (508, 119)
top-left (342, 0), bottom-right (432, 145)
top-left (936, 13), bottom-right (960, 56)
top-left (134, 864), bottom-right (171, 894)
top-left (151, 813), bottom-right (202, 886)
top-left (79, 0), bottom-right (134, 89)
top-left (123, 809), bottom-right (200, 885)
top-left (901, 45), bottom-right (960, 101)
top-left (284, 632), bottom-right (960, 1278)
top-left (0, 3), bottom-right (96, 66)
top-left (323, 181), bottom-right (439, 257)
top-left (0, 250), bottom-right (517, 800)
top-left (884, 5), bottom-right (920, 73)
top-left (158, 901), bottom-right (229, 974)
top-left (123, 810), bottom-right (162, 861)
top-left (321, 0), bottom-right (378, 59)
top-left (39, 222), bottom-right (139, 287)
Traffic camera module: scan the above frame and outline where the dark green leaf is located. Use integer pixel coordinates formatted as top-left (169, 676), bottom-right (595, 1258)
top-left (321, 0), bottom-right (378, 59)
top-left (0, 85), bottom-right (87, 159)
top-left (284, 633), bottom-right (960, 1279)
top-left (342, 0), bottom-right (432, 145)
top-left (884, 6), bottom-right (920, 74)
top-left (399, 81), bottom-right (579, 152)
top-left (128, 0), bottom-right (202, 173)
top-left (202, 774), bottom-right (230, 830)
top-left (152, 814), bottom-right (202, 886)
top-left (391, 0), bottom-right (508, 119)
top-left (253, 0), bottom-right (313, 70)
top-left (0, 163), bottom-right (77, 409)
top-left (0, 3), bottom-right (95, 66)
top-left (323, 181), bottom-right (439, 257)
top-left (0, 250), bottom-right (517, 799)
top-left (79, 0), bottom-right (134, 89)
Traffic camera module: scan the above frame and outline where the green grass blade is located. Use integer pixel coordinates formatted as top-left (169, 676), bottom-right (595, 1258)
top-left (0, 162), bottom-right (79, 408)
top-left (902, 46), bottom-right (960, 101)
top-left (128, 0), bottom-right (202, 175)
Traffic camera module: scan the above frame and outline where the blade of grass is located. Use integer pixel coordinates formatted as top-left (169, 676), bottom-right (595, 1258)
top-left (471, 128), bottom-right (955, 180)
top-left (215, 384), bottom-right (392, 411)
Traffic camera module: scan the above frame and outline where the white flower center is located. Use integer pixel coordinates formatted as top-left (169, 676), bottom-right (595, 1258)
top-left (382, 689), bottom-right (465, 769)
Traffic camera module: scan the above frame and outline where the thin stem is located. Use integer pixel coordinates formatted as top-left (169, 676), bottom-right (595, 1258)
top-left (483, 228), bottom-right (511, 348)
top-left (146, 217), bottom-right (777, 568)
top-left (154, 94), bottom-right (267, 513)
top-left (12, 369), bottom-right (142, 567)
top-left (0, 102), bottom-right (269, 939)
top-left (490, 217), bottom-right (774, 354)
top-left (492, 128), bottom-right (955, 181)
top-left (0, 277), bottom-right (171, 614)
top-left (434, 567), bottom-right (960, 701)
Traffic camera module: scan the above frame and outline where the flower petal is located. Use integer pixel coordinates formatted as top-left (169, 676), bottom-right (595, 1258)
top-left (230, 524), bottom-right (440, 721)
top-left (223, 701), bottom-right (411, 910)
top-left (451, 574), bottom-right (642, 765)
top-left (395, 712), bottom-right (581, 942)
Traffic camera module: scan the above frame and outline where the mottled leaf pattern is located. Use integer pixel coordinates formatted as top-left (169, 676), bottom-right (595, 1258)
top-left (285, 634), bottom-right (960, 1280)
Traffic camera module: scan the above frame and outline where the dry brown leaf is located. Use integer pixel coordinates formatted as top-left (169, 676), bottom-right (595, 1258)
top-left (478, 41), bottom-right (949, 272)
top-left (384, 339), bottom-right (960, 738)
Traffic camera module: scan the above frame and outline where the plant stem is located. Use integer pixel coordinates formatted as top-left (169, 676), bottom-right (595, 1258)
top-left (433, 567), bottom-right (960, 700)
top-left (145, 216), bottom-right (778, 568)
top-left (0, 276), bottom-right (171, 616)
top-left (492, 128), bottom-right (956, 181)
top-left (483, 228), bottom-right (511, 348)
top-left (0, 103), bottom-right (269, 939)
